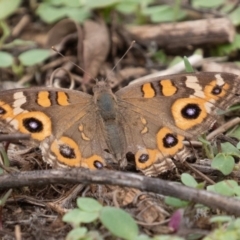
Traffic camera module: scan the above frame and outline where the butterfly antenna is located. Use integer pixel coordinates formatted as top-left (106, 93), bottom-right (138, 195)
top-left (51, 46), bottom-right (94, 81)
top-left (111, 40), bottom-right (136, 73)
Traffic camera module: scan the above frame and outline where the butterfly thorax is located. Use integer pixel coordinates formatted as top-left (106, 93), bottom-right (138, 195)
top-left (93, 81), bottom-right (127, 166)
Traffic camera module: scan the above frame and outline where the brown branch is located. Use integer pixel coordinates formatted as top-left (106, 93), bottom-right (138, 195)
top-left (0, 169), bottom-right (240, 216)
top-left (127, 18), bottom-right (235, 50)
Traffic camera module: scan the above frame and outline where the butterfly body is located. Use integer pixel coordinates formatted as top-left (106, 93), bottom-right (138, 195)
top-left (94, 82), bottom-right (127, 166)
top-left (0, 72), bottom-right (239, 176)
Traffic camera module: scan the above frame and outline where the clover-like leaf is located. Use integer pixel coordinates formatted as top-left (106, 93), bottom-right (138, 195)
top-left (77, 197), bottom-right (103, 212)
top-left (211, 153), bottom-right (235, 175)
top-left (100, 207), bottom-right (138, 240)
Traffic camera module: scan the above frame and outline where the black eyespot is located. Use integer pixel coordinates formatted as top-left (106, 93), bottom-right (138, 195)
top-left (94, 161), bottom-right (104, 169)
top-left (23, 117), bottom-right (43, 132)
top-left (163, 133), bottom-right (178, 148)
top-left (0, 107), bottom-right (6, 115)
top-left (211, 86), bottom-right (222, 95)
top-left (126, 152), bottom-right (135, 162)
top-left (181, 103), bottom-right (201, 119)
top-left (59, 145), bottom-right (76, 159)
top-left (138, 154), bottom-right (149, 163)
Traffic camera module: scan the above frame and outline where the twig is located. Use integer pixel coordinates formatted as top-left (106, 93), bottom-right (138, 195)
top-left (0, 169), bottom-right (240, 216)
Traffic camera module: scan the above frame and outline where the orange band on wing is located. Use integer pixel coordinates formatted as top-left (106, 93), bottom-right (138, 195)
top-left (57, 92), bottom-right (69, 106)
top-left (37, 91), bottom-right (51, 107)
top-left (142, 83), bottom-right (155, 98)
top-left (160, 79), bottom-right (177, 96)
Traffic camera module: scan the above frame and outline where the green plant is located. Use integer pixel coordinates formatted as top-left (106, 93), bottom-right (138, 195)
top-left (203, 217), bottom-right (240, 240)
top-left (63, 197), bottom-right (139, 240)
top-left (0, 0), bottom-right (22, 46)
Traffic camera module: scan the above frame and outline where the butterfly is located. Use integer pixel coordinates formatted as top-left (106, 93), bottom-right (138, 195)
top-left (0, 72), bottom-right (239, 176)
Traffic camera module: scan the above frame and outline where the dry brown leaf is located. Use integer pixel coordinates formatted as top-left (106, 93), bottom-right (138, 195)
top-left (82, 20), bottom-right (110, 83)
top-left (46, 19), bottom-right (78, 48)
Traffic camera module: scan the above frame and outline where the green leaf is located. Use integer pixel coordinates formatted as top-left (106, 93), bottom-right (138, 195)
top-left (66, 227), bottom-right (87, 240)
top-left (0, 146), bottom-right (10, 167)
top-left (2, 39), bottom-right (36, 49)
top-left (164, 197), bottom-right (188, 208)
top-left (206, 185), bottom-right (215, 192)
top-left (198, 135), bottom-right (211, 145)
top-left (100, 207), bottom-right (138, 240)
top-left (77, 197), bottom-right (102, 212)
top-left (229, 7), bottom-right (240, 26)
top-left (168, 56), bottom-right (182, 67)
top-left (36, 3), bottom-right (67, 23)
top-left (135, 235), bottom-right (151, 240)
top-left (63, 209), bottom-right (99, 225)
top-left (0, 20), bottom-right (10, 45)
top-left (181, 173), bottom-right (198, 187)
top-left (48, 0), bottom-right (65, 6)
top-left (84, 0), bottom-right (120, 9)
top-left (143, 5), bottom-right (186, 23)
top-left (116, 1), bottom-right (138, 14)
top-left (0, 189), bottom-right (12, 206)
top-left (153, 50), bottom-right (167, 64)
top-left (213, 180), bottom-right (238, 196)
top-left (211, 153), bottom-right (235, 175)
top-left (153, 235), bottom-right (185, 240)
top-left (18, 49), bottom-right (51, 66)
top-left (62, 0), bottom-right (82, 7)
top-left (227, 126), bottom-right (240, 141)
top-left (210, 216), bottom-right (233, 223)
top-left (192, 0), bottom-right (225, 8)
top-left (233, 186), bottom-right (240, 196)
top-left (66, 7), bottom-right (90, 23)
top-left (84, 231), bottom-right (103, 240)
top-left (183, 56), bottom-right (194, 72)
top-left (221, 142), bottom-right (240, 157)
top-left (0, 51), bottom-right (13, 67)
top-left (213, 34), bottom-right (240, 56)
top-left (0, 0), bottom-right (21, 20)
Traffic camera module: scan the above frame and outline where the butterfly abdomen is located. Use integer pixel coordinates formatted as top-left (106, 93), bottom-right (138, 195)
top-left (96, 91), bottom-right (126, 165)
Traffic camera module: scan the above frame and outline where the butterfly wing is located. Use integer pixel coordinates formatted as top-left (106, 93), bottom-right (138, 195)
top-left (0, 88), bottom-right (108, 170)
top-left (116, 72), bottom-right (240, 175)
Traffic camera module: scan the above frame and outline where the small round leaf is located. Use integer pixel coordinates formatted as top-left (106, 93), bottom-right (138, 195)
top-left (36, 3), bottom-right (66, 23)
top-left (100, 207), bottom-right (138, 240)
top-left (0, 0), bottom-right (21, 20)
top-left (77, 197), bottom-right (102, 212)
top-left (66, 227), bottom-right (87, 240)
top-left (213, 180), bottom-right (238, 197)
top-left (63, 209), bottom-right (98, 225)
top-left (210, 216), bottom-right (233, 223)
top-left (164, 197), bottom-right (189, 208)
top-left (181, 173), bottom-right (198, 187)
top-left (0, 51), bottom-right (14, 67)
top-left (211, 153), bottom-right (235, 175)
top-left (18, 49), bottom-right (51, 66)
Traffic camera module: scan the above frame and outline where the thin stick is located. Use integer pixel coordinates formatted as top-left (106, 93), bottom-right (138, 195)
top-left (1, 168), bottom-right (240, 216)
